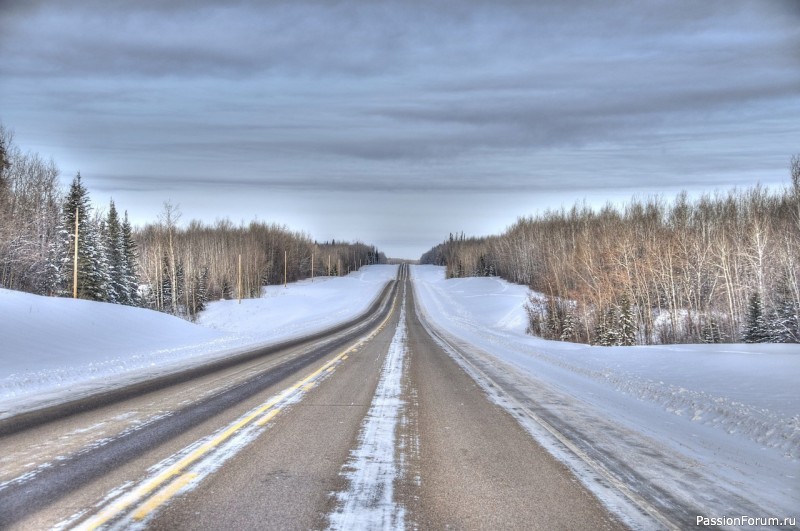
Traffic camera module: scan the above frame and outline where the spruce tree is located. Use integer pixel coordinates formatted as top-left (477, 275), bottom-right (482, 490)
top-left (120, 211), bottom-right (141, 306)
top-left (52, 173), bottom-right (108, 301)
top-left (594, 307), bottom-right (618, 346)
top-left (102, 200), bottom-right (124, 303)
top-left (220, 276), bottom-right (233, 300)
top-left (193, 266), bottom-right (209, 315)
top-left (743, 292), bottom-right (769, 343)
top-left (618, 295), bottom-right (637, 346)
top-left (175, 260), bottom-right (186, 316)
top-left (769, 282), bottom-right (799, 343)
top-left (160, 253), bottom-right (173, 313)
top-left (560, 307), bottom-right (577, 342)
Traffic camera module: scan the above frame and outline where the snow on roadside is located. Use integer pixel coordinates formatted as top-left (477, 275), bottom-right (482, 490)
top-left (411, 265), bottom-right (800, 523)
top-left (197, 266), bottom-right (398, 340)
top-left (0, 265), bottom-right (397, 417)
top-left (328, 284), bottom-right (407, 531)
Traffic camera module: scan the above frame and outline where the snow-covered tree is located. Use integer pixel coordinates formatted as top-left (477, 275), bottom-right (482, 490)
top-left (50, 173), bottom-right (108, 301)
top-left (120, 211), bottom-right (141, 306)
top-left (742, 292), bottom-right (769, 343)
top-left (560, 307), bottom-right (577, 342)
top-left (701, 318), bottom-right (723, 344)
top-left (101, 200), bottom-right (124, 303)
top-left (189, 266), bottom-right (209, 318)
top-left (594, 307), bottom-right (618, 346)
top-left (160, 252), bottom-right (173, 313)
top-left (768, 282), bottom-right (799, 343)
top-left (220, 276), bottom-right (233, 300)
top-left (617, 295), bottom-right (637, 346)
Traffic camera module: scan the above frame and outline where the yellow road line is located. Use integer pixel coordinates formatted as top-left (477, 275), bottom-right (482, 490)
top-left (132, 472), bottom-right (198, 521)
top-left (255, 407), bottom-right (282, 427)
top-left (80, 288), bottom-right (399, 530)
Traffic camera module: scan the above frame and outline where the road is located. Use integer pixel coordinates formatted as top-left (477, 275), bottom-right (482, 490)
top-left (0, 265), bottom-right (623, 530)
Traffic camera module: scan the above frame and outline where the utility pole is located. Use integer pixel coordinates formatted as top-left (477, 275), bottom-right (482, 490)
top-left (73, 207), bottom-right (79, 299)
top-left (311, 252), bottom-right (314, 282)
top-left (284, 250), bottom-right (288, 288)
top-left (238, 253), bottom-right (242, 304)
top-left (328, 254), bottom-right (331, 276)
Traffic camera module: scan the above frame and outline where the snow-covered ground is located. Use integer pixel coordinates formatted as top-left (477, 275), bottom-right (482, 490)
top-left (411, 265), bottom-right (799, 527)
top-left (0, 265), bottom-right (397, 418)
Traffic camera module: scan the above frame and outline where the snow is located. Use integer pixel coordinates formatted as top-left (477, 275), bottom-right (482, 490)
top-left (411, 265), bottom-right (800, 527)
top-left (0, 265), bottom-right (397, 418)
top-left (328, 283), bottom-right (408, 531)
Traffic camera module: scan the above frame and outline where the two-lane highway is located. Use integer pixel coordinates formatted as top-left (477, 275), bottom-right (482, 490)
top-left (1, 264), bottom-right (624, 530)
top-left (0, 273), bottom-right (399, 529)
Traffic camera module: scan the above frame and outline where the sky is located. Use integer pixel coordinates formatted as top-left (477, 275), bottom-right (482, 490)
top-left (1, 0), bottom-right (799, 259)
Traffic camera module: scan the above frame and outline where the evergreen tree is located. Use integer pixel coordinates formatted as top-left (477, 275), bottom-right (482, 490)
top-left (594, 307), bottom-right (618, 346)
top-left (50, 173), bottom-right (108, 301)
top-left (192, 266), bottom-right (209, 316)
top-left (743, 292), bottom-right (769, 343)
top-left (618, 295), bottom-right (637, 346)
top-left (478, 255), bottom-right (489, 276)
top-left (160, 252), bottom-right (173, 312)
top-left (95, 218), bottom-right (113, 301)
top-left (220, 276), bottom-right (233, 300)
top-left (102, 200), bottom-right (124, 303)
top-left (560, 306), bottom-right (577, 342)
top-left (768, 282), bottom-right (799, 343)
top-left (175, 260), bottom-right (186, 315)
top-left (120, 211), bottom-right (141, 306)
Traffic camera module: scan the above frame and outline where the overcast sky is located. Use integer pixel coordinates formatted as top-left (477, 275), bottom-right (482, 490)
top-left (2, 0), bottom-right (799, 258)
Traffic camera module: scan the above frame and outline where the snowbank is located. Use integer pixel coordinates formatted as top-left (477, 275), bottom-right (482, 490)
top-left (411, 265), bottom-right (800, 523)
top-left (197, 265), bottom-right (398, 340)
top-left (0, 265), bottom-right (397, 417)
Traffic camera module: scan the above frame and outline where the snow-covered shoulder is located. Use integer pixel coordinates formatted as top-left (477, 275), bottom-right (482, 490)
top-left (0, 288), bottom-right (235, 414)
top-left (411, 264), bottom-right (800, 522)
top-left (197, 265), bottom-right (397, 339)
top-left (0, 265), bottom-right (397, 418)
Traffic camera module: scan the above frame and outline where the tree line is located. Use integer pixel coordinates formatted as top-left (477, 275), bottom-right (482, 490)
top-left (421, 159), bottom-right (800, 346)
top-left (135, 204), bottom-right (385, 319)
top-left (0, 124), bottom-right (386, 320)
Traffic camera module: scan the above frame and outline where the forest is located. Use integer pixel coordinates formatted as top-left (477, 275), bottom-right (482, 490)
top-left (421, 158), bottom-right (800, 346)
top-left (0, 125), bottom-right (386, 320)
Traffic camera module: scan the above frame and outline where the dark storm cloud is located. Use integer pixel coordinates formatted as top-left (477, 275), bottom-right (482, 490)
top-left (1, 0), bottom-right (799, 256)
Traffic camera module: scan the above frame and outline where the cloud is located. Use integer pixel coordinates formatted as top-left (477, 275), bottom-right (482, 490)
top-left (1, 0), bottom-right (799, 257)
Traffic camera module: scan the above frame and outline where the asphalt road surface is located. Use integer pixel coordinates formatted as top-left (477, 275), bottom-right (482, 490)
top-left (1, 265), bottom-right (624, 530)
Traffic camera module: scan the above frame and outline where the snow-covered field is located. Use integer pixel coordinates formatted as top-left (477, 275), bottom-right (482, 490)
top-left (0, 265), bottom-right (397, 418)
top-left (411, 265), bottom-right (799, 527)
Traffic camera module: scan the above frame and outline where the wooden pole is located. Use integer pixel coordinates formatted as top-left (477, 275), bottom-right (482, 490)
top-left (311, 252), bottom-right (314, 283)
top-left (284, 250), bottom-right (288, 288)
top-left (238, 253), bottom-right (242, 304)
top-left (73, 207), bottom-right (79, 298)
top-left (328, 254), bottom-right (331, 276)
